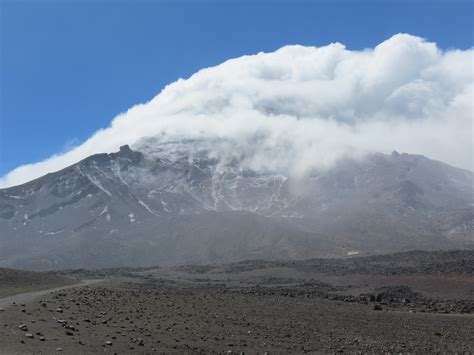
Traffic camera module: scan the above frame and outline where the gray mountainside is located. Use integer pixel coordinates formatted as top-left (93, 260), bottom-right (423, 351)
top-left (0, 143), bottom-right (472, 270)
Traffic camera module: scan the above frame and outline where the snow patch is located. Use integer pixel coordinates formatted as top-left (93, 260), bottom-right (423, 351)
top-left (45, 229), bottom-right (64, 236)
top-left (76, 166), bottom-right (112, 197)
top-left (99, 205), bottom-right (108, 216)
top-left (138, 200), bottom-right (159, 216)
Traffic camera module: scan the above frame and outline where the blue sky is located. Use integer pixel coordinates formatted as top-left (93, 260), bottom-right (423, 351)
top-left (1, 0), bottom-right (473, 176)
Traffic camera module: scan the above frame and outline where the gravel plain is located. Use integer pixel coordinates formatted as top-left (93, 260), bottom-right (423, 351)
top-left (1, 250), bottom-right (473, 353)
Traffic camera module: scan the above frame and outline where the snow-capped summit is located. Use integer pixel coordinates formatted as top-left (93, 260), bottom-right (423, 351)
top-left (0, 143), bottom-right (472, 270)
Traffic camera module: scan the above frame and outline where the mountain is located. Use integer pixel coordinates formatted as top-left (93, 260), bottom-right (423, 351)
top-left (0, 143), bottom-right (472, 270)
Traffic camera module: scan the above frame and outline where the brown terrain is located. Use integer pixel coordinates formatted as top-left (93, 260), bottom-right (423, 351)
top-left (0, 250), bottom-right (473, 353)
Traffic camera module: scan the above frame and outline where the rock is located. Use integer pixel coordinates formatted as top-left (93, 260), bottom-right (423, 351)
top-left (25, 333), bottom-right (34, 338)
top-left (56, 348), bottom-right (63, 352)
top-left (105, 341), bottom-right (113, 346)
top-left (39, 336), bottom-right (46, 341)
top-left (56, 307), bottom-right (63, 313)
top-left (18, 324), bottom-right (28, 331)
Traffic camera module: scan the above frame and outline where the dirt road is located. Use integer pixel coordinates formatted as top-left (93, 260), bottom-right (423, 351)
top-left (0, 279), bottom-right (103, 309)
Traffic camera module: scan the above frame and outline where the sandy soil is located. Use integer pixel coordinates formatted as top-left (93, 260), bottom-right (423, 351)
top-left (1, 250), bottom-right (473, 353)
top-left (0, 280), bottom-right (103, 309)
top-left (0, 268), bottom-right (77, 298)
top-left (0, 281), bottom-right (473, 354)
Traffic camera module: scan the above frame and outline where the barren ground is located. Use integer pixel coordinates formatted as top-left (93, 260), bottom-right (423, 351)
top-left (1, 250), bottom-right (473, 353)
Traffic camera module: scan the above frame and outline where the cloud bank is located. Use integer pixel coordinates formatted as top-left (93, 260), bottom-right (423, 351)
top-left (1, 33), bottom-right (473, 188)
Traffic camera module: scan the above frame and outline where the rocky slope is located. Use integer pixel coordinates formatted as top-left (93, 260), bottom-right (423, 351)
top-left (0, 142), bottom-right (472, 270)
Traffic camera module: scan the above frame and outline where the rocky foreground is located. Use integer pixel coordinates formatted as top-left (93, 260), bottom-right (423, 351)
top-left (0, 250), bottom-right (473, 353)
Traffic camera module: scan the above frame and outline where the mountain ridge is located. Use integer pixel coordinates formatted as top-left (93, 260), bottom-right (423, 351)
top-left (0, 144), bottom-right (472, 270)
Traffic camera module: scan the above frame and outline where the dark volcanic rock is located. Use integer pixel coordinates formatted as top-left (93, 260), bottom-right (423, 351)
top-left (0, 145), bottom-right (472, 270)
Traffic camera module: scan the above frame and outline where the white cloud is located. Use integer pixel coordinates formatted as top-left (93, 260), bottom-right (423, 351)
top-left (1, 33), bottom-right (473, 188)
